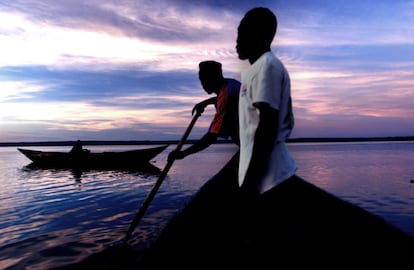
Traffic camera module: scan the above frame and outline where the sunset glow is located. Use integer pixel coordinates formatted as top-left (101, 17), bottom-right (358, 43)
top-left (1, 0), bottom-right (413, 142)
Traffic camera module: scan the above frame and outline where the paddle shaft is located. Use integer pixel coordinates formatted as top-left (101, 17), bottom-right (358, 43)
top-left (122, 112), bottom-right (201, 247)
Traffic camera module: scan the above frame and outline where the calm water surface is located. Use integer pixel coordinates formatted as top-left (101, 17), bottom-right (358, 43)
top-left (0, 142), bottom-right (413, 269)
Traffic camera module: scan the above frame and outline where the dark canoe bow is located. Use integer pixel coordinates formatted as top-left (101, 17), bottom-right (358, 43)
top-left (51, 151), bottom-right (414, 269)
top-left (17, 144), bottom-right (169, 170)
top-left (136, 152), bottom-right (414, 268)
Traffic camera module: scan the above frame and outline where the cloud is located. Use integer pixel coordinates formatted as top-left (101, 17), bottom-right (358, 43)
top-left (0, 80), bottom-right (47, 102)
top-left (0, 0), bottom-right (244, 73)
top-left (1, 0), bottom-right (414, 142)
top-left (277, 0), bottom-right (414, 47)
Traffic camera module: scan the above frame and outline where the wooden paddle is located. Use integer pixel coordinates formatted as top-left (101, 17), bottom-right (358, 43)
top-left (121, 111), bottom-right (202, 247)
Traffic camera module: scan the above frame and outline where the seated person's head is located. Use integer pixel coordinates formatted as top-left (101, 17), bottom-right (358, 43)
top-left (198, 61), bottom-right (224, 94)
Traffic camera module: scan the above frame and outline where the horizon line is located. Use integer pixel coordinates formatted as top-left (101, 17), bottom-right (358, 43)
top-left (1, 135), bottom-right (413, 147)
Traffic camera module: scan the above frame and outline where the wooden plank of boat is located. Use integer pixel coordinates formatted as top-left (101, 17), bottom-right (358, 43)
top-left (53, 152), bottom-right (414, 269)
top-left (17, 144), bottom-right (169, 170)
top-left (136, 152), bottom-right (414, 268)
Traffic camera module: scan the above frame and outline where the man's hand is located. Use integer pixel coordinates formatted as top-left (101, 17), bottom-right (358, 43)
top-left (192, 97), bottom-right (216, 116)
top-left (192, 101), bottom-right (208, 116)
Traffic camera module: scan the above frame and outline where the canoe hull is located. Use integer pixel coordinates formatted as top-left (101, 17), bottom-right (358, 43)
top-left (53, 151), bottom-right (414, 269)
top-left (138, 151), bottom-right (414, 268)
top-left (18, 145), bottom-right (169, 170)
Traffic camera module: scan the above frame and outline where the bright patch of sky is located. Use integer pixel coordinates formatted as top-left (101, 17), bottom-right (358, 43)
top-left (1, 0), bottom-right (413, 142)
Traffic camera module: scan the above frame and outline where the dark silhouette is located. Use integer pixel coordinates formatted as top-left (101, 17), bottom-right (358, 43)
top-left (69, 140), bottom-right (90, 155)
top-left (236, 7), bottom-right (297, 197)
top-left (168, 61), bottom-right (240, 161)
top-left (69, 140), bottom-right (84, 154)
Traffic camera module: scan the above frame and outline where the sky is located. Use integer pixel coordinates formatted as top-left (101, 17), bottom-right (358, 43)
top-left (1, 0), bottom-right (413, 142)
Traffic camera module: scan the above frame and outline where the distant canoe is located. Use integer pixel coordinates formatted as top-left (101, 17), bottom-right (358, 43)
top-left (18, 144), bottom-right (169, 170)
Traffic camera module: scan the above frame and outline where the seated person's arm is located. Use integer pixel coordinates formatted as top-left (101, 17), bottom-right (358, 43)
top-left (192, 97), bottom-right (217, 116)
top-left (168, 132), bottom-right (218, 161)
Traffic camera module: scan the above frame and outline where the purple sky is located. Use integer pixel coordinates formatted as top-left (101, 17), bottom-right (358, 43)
top-left (1, 0), bottom-right (413, 142)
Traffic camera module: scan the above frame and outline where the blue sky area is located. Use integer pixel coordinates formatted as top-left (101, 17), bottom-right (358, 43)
top-left (1, 0), bottom-right (413, 142)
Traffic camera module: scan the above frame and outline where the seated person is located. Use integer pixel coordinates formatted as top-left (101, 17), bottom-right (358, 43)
top-left (69, 140), bottom-right (90, 154)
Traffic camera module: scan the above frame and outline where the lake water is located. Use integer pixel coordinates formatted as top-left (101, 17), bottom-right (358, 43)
top-left (1, 141), bottom-right (414, 269)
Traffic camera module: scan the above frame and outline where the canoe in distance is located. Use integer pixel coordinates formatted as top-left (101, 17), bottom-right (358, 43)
top-left (17, 144), bottom-right (169, 170)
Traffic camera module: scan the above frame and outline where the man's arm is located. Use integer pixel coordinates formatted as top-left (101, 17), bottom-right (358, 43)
top-left (168, 132), bottom-right (218, 161)
top-left (192, 97), bottom-right (217, 116)
top-left (241, 102), bottom-right (279, 195)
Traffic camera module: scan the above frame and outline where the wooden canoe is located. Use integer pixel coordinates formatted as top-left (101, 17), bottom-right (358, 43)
top-left (137, 152), bottom-right (414, 268)
top-left (53, 151), bottom-right (414, 269)
top-left (18, 144), bottom-right (169, 170)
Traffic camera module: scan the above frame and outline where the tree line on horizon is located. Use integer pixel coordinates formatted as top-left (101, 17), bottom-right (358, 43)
top-left (1, 135), bottom-right (413, 147)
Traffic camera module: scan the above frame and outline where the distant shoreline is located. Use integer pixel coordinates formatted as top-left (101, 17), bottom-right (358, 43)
top-left (1, 136), bottom-right (413, 147)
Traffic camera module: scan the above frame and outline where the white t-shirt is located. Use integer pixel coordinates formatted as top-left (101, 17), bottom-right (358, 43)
top-left (238, 51), bottom-right (297, 194)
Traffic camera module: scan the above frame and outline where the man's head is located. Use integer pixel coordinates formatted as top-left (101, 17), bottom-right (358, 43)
top-left (236, 7), bottom-right (277, 62)
top-left (198, 60), bottom-right (224, 94)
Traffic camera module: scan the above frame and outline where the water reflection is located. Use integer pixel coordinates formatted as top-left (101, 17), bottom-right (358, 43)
top-left (5, 161), bottom-right (166, 270)
top-left (2, 143), bottom-right (413, 270)
top-left (72, 168), bottom-right (83, 182)
top-left (21, 162), bottom-right (162, 183)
